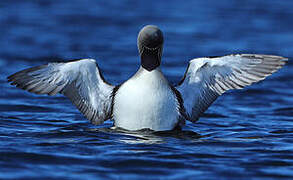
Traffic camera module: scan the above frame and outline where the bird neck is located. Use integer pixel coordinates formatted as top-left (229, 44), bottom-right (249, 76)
top-left (140, 49), bottom-right (161, 71)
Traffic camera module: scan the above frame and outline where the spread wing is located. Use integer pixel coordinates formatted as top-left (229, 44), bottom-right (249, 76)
top-left (176, 54), bottom-right (288, 122)
top-left (8, 59), bottom-right (114, 125)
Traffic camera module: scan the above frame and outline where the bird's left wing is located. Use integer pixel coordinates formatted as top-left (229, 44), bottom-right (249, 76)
top-left (8, 59), bottom-right (114, 125)
top-left (176, 54), bottom-right (288, 122)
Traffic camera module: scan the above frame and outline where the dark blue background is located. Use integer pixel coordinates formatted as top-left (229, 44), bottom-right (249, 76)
top-left (0, 0), bottom-right (292, 179)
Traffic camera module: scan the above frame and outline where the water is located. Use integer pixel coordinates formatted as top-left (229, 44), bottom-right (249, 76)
top-left (0, 0), bottom-right (293, 179)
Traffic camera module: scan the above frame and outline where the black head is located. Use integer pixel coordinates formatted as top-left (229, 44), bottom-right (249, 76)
top-left (137, 25), bottom-right (164, 71)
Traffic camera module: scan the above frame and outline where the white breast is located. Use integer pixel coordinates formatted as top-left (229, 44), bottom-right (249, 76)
top-left (113, 68), bottom-right (180, 131)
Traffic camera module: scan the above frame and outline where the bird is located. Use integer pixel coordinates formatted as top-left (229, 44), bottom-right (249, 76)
top-left (7, 25), bottom-right (288, 131)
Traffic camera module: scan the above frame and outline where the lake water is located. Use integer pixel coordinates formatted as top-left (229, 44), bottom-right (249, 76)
top-left (0, 0), bottom-right (292, 179)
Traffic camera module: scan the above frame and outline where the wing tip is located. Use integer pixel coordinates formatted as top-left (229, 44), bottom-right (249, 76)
top-left (7, 72), bottom-right (20, 82)
top-left (281, 56), bottom-right (289, 62)
top-left (240, 54), bottom-right (288, 60)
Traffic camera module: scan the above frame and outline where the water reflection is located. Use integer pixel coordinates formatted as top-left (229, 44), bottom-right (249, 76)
top-left (92, 126), bottom-right (202, 144)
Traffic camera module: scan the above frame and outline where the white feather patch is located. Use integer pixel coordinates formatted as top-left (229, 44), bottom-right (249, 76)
top-left (113, 68), bottom-right (180, 131)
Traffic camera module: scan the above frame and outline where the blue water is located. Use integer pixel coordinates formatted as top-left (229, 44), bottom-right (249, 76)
top-left (0, 0), bottom-right (293, 179)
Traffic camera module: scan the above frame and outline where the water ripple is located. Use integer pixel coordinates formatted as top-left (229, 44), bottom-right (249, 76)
top-left (1, 0), bottom-right (293, 179)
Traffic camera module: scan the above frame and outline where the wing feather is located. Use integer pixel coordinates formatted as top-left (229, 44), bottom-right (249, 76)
top-left (8, 59), bottom-right (114, 125)
top-left (177, 54), bottom-right (288, 122)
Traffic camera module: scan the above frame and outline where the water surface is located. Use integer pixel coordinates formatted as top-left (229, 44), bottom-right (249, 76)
top-left (0, 0), bottom-right (293, 179)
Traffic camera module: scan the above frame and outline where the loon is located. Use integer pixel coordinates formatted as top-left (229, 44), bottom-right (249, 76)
top-left (7, 25), bottom-right (288, 131)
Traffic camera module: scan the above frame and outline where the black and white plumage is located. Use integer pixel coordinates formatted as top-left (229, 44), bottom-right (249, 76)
top-left (8, 25), bottom-right (288, 131)
top-left (177, 54), bottom-right (287, 122)
top-left (8, 59), bottom-right (114, 125)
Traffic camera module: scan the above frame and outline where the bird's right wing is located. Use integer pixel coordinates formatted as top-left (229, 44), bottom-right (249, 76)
top-left (176, 54), bottom-right (288, 122)
top-left (8, 59), bottom-right (114, 125)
